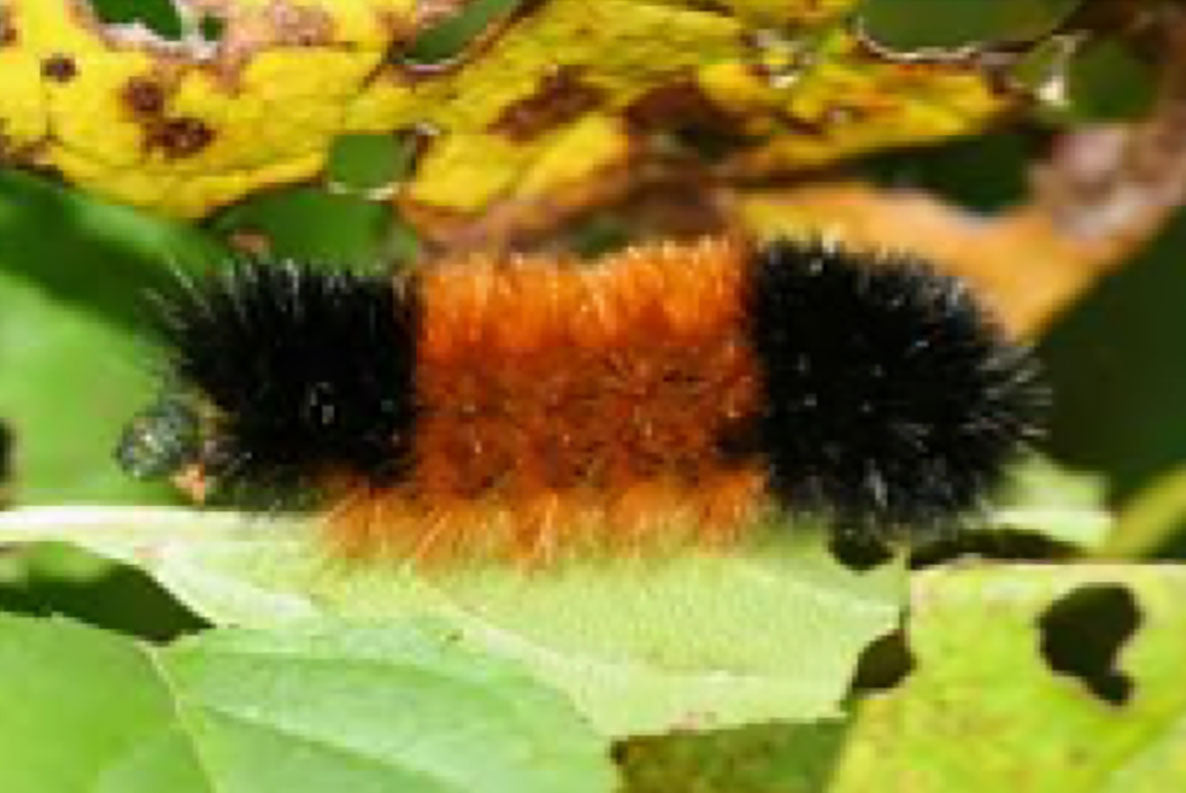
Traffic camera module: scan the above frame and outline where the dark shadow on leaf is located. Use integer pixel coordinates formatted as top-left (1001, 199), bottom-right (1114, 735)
top-left (616, 719), bottom-right (850, 793)
top-left (0, 542), bottom-right (206, 642)
top-left (828, 534), bottom-right (896, 571)
top-left (1041, 208), bottom-right (1186, 514)
top-left (909, 529), bottom-right (1075, 568)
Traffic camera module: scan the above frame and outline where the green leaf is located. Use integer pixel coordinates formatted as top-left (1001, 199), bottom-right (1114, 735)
top-left (0, 507), bottom-right (905, 736)
top-left (89, 0), bottom-right (185, 40)
top-left (1040, 207), bottom-right (1186, 512)
top-left (198, 13), bottom-right (226, 44)
top-left (830, 565), bottom-right (1186, 791)
top-left (857, 0), bottom-right (1082, 55)
top-left (0, 170), bottom-right (224, 503)
top-left (208, 187), bottom-right (402, 267)
top-left (860, 132), bottom-right (1034, 213)
top-left (1014, 36), bottom-right (1158, 123)
top-left (988, 455), bottom-right (1113, 549)
top-left (618, 720), bottom-right (851, 793)
top-left (0, 614), bottom-right (207, 793)
top-left (1104, 465), bottom-right (1186, 558)
top-left (326, 132), bottom-right (419, 196)
top-left (402, 0), bottom-right (527, 66)
top-left (0, 613), bottom-right (616, 793)
top-left (1063, 39), bottom-right (1158, 122)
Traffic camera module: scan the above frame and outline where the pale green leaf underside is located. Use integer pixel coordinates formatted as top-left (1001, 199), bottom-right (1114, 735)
top-left (0, 507), bottom-right (904, 736)
top-left (988, 455), bottom-right (1113, 548)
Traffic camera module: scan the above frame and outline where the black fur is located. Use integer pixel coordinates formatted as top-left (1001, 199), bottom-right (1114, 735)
top-left (130, 260), bottom-right (418, 500)
top-left (120, 243), bottom-right (1041, 535)
top-left (747, 239), bottom-right (1044, 534)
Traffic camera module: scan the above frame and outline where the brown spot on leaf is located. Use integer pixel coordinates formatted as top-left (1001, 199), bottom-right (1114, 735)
top-left (147, 117), bottom-right (215, 158)
top-left (41, 54), bottom-right (78, 83)
top-left (509, 0), bottom-right (550, 23)
top-left (0, 8), bottom-right (16, 46)
top-left (626, 78), bottom-right (731, 132)
top-left (0, 120), bottom-right (35, 165)
top-left (490, 65), bottom-right (604, 141)
top-left (399, 157), bottom-right (731, 258)
top-left (127, 80), bottom-right (213, 158)
top-left (625, 78), bottom-right (752, 160)
top-left (123, 77), bottom-right (167, 117)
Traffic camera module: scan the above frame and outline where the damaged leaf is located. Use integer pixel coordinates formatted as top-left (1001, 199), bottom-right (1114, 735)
top-left (829, 565), bottom-right (1186, 791)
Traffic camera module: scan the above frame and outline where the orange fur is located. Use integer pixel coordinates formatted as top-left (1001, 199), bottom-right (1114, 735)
top-left (327, 239), bottom-right (770, 563)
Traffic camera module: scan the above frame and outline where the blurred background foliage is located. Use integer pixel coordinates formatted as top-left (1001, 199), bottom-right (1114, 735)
top-left (0, 0), bottom-right (1184, 646)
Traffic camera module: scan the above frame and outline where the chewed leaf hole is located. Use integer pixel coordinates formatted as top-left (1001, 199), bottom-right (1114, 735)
top-left (199, 13), bottom-right (226, 43)
top-left (849, 628), bottom-right (915, 694)
top-left (1038, 583), bottom-right (1140, 705)
top-left (400, 0), bottom-right (526, 67)
top-left (89, 0), bottom-right (184, 40)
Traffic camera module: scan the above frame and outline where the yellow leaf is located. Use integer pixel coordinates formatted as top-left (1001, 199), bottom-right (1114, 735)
top-left (0, 0), bottom-right (1009, 221)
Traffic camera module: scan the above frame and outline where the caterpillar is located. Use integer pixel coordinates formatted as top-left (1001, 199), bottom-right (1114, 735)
top-left (116, 238), bottom-right (1043, 563)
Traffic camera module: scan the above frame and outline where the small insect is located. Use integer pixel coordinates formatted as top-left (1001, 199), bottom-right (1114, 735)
top-left (117, 237), bottom-right (1044, 562)
top-left (116, 395), bottom-right (200, 480)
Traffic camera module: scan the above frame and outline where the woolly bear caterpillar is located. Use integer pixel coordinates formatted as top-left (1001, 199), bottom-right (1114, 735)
top-left (117, 238), bottom-right (1043, 562)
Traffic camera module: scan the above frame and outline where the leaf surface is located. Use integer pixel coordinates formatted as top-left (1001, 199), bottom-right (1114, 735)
top-left (0, 613), bottom-right (615, 793)
top-left (0, 507), bottom-right (904, 736)
top-left (831, 565), bottom-right (1186, 791)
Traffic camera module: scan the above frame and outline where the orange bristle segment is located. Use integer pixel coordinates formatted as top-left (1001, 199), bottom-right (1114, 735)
top-left (327, 238), bottom-right (769, 563)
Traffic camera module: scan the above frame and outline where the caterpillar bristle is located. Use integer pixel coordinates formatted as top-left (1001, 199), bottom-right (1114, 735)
top-left (149, 259), bottom-right (418, 500)
top-left (116, 239), bottom-right (1044, 562)
top-left (749, 239), bottom-right (1044, 534)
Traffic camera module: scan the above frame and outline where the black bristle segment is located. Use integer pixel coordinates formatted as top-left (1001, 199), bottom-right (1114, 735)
top-left (156, 260), bottom-right (418, 498)
top-left (747, 239), bottom-right (1044, 534)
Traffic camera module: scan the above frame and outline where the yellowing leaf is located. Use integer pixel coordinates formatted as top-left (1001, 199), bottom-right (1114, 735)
top-left (831, 565), bottom-right (1186, 791)
top-left (0, 0), bottom-right (1008, 221)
